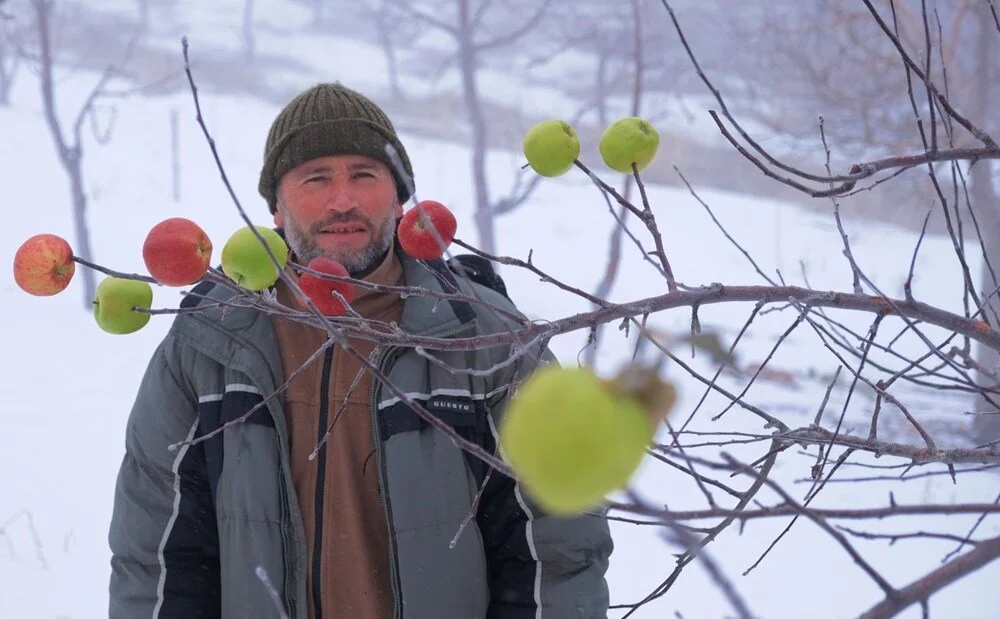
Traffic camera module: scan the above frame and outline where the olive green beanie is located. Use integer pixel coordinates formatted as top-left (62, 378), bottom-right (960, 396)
top-left (258, 82), bottom-right (414, 214)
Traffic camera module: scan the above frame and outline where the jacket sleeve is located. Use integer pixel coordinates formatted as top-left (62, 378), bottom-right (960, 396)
top-left (478, 348), bottom-right (614, 619)
top-left (108, 335), bottom-right (221, 619)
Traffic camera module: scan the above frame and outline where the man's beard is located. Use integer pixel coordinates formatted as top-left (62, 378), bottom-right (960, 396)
top-left (281, 209), bottom-right (396, 277)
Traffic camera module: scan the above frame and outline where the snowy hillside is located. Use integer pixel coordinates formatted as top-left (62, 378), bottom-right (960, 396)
top-left (2, 7), bottom-right (999, 619)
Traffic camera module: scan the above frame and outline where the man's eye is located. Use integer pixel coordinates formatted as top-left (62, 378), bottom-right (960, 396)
top-left (306, 176), bottom-right (327, 183)
top-left (353, 172), bottom-right (376, 179)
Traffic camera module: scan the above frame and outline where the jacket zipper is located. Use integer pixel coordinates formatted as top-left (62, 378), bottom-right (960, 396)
top-left (278, 465), bottom-right (297, 618)
top-left (311, 347), bottom-right (335, 619)
top-left (370, 322), bottom-right (475, 619)
top-left (370, 344), bottom-right (404, 619)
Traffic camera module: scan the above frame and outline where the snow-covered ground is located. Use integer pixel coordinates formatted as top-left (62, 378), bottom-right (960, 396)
top-left (2, 2), bottom-right (999, 618)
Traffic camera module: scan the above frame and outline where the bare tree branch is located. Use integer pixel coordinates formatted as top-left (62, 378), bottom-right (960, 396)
top-left (858, 534), bottom-right (1000, 618)
top-left (385, 0), bottom-right (458, 34)
top-left (474, 0), bottom-right (553, 52)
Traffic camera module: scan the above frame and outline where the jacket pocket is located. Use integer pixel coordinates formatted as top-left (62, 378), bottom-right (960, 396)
top-left (381, 394), bottom-right (495, 490)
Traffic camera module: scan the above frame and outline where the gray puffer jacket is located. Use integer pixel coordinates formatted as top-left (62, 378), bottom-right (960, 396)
top-left (108, 246), bottom-right (613, 619)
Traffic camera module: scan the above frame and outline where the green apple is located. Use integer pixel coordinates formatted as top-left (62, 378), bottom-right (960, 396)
top-left (522, 119), bottom-right (581, 177)
top-left (599, 117), bottom-right (660, 174)
top-left (498, 364), bottom-right (677, 516)
top-left (93, 277), bottom-right (154, 335)
top-left (221, 226), bottom-right (289, 291)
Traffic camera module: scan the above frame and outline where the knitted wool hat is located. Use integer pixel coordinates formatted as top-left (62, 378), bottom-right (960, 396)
top-left (258, 82), bottom-right (414, 214)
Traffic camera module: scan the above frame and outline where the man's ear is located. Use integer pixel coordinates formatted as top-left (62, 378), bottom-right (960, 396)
top-left (393, 201), bottom-right (404, 219)
top-left (273, 186), bottom-right (285, 227)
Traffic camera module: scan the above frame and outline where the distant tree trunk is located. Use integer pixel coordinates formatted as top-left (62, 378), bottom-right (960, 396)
top-left (243, 0), bottom-right (256, 62)
top-left (67, 152), bottom-right (96, 308)
top-left (457, 0), bottom-right (495, 253)
top-left (973, 164), bottom-right (999, 441)
top-left (136, 0), bottom-right (149, 29)
top-left (972, 1), bottom-right (1000, 442)
top-left (372, 3), bottom-right (404, 100)
top-left (34, 0), bottom-right (96, 308)
top-left (0, 28), bottom-right (18, 106)
top-left (595, 49), bottom-right (609, 127)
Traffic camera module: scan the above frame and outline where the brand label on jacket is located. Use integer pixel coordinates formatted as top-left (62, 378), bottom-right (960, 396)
top-left (426, 395), bottom-right (475, 414)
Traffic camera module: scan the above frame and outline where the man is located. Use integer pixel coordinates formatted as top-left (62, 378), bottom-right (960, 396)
top-left (108, 82), bottom-right (613, 619)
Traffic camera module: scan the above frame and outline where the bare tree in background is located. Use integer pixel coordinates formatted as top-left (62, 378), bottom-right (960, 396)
top-left (19, 0), bottom-right (136, 308)
top-left (384, 0), bottom-right (555, 253)
top-left (709, 0), bottom-right (1000, 443)
top-left (311, 0), bottom-right (325, 23)
top-left (968, 1), bottom-right (1000, 443)
top-left (135, 0), bottom-right (148, 29)
top-left (363, 0), bottom-right (418, 101)
top-left (531, 0), bottom-right (693, 128)
top-left (242, 0), bottom-right (256, 63)
top-left (0, 6), bottom-right (20, 105)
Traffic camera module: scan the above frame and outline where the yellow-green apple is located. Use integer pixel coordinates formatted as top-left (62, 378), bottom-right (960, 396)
top-left (13, 233), bottom-right (76, 296)
top-left (522, 119), bottom-right (580, 177)
top-left (498, 363), bottom-right (677, 516)
top-left (297, 256), bottom-right (356, 316)
top-left (92, 276), bottom-right (154, 334)
top-left (220, 225), bottom-right (289, 291)
top-left (599, 117), bottom-right (660, 174)
top-left (142, 217), bottom-right (213, 286)
top-left (398, 200), bottom-right (457, 260)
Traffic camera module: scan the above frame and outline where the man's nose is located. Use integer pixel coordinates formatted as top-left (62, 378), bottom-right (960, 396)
top-left (324, 182), bottom-right (357, 213)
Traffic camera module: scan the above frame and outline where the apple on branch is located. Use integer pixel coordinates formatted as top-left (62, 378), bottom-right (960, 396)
top-left (297, 256), bottom-right (356, 316)
top-left (142, 217), bottom-right (213, 286)
top-left (522, 119), bottom-right (580, 177)
top-left (599, 117), bottom-right (660, 174)
top-left (13, 233), bottom-right (76, 296)
top-left (221, 225), bottom-right (289, 291)
top-left (498, 363), bottom-right (677, 517)
top-left (398, 200), bottom-right (457, 260)
top-left (93, 276), bottom-right (154, 335)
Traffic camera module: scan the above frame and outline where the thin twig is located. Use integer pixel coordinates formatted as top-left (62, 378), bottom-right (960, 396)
top-left (820, 116), bottom-right (863, 294)
top-left (632, 163), bottom-right (677, 291)
top-left (72, 256), bottom-right (157, 284)
top-left (255, 566), bottom-right (290, 619)
top-left (905, 207), bottom-right (933, 301)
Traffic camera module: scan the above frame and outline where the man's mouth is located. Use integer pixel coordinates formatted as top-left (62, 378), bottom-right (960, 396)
top-left (319, 224), bottom-right (367, 235)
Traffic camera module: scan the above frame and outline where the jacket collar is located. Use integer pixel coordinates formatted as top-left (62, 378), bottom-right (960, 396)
top-left (394, 244), bottom-right (477, 337)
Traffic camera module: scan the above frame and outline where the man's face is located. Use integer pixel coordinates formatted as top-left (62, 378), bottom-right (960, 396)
top-left (274, 154), bottom-right (402, 276)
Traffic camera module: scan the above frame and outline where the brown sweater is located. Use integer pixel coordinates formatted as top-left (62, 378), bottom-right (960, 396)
top-left (270, 246), bottom-right (404, 619)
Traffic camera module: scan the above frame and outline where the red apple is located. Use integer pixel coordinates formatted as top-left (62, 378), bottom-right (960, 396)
top-left (398, 200), bottom-right (457, 260)
top-left (13, 233), bottom-right (76, 296)
top-left (298, 256), bottom-right (357, 316)
top-left (142, 217), bottom-right (213, 286)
